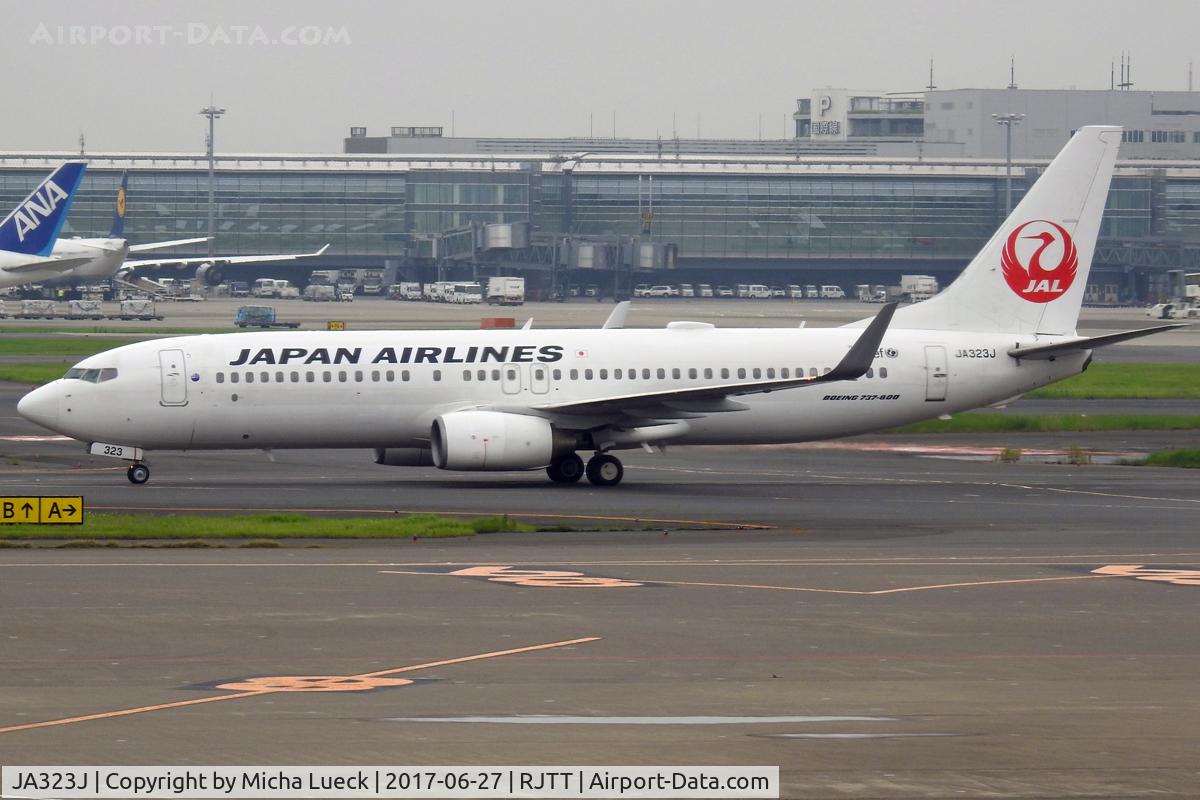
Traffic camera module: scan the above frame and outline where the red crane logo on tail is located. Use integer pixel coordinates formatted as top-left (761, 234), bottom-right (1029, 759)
top-left (1000, 220), bottom-right (1078, 303)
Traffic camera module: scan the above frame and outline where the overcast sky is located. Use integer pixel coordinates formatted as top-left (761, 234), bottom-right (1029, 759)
top-left (4, 0), bottom-right (1198, 154)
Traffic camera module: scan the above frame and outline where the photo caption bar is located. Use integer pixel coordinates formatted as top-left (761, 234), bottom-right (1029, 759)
top-left (3, 766), bottom-right (778, 799)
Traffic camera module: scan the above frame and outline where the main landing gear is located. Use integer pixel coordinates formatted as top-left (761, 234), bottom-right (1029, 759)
top-left (126, 463), bottom-right (150, 485)
top-left (546, 452), bottom-right (624, 486)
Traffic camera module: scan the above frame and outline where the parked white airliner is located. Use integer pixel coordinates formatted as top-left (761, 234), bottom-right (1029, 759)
top-left (17, 126), bottom-right (1182, 486)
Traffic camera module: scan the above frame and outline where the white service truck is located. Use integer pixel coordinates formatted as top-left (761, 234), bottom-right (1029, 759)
top-left (900, 274), bottom-right (939, 302)
top-left (486, 276), bottom-right (525, 305)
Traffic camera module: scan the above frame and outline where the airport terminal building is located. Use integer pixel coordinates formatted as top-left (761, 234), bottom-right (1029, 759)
top-left (2, 118), bottom-right (1199, 301)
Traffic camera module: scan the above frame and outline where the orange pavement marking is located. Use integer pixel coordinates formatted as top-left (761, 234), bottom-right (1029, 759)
top-left (0, 636), bottom-right (600, 736)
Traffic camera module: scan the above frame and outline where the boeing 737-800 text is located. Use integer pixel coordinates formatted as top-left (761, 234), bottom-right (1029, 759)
top-left (17, 127), bottom-right (1182, 486)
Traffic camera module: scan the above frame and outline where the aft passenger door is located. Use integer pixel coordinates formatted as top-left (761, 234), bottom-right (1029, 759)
top-left (159, 348), bottom-right (189, 406)
top-left (924, 345), bottom-right (948, 402)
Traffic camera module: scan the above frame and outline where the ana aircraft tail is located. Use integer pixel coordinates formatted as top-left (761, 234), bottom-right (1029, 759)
top-left (109, 171), bottom-right (128, 237)
top-left (0, 162), bottom-right (87, 257)
top-left (887, 125), bottom-right (1121, 336)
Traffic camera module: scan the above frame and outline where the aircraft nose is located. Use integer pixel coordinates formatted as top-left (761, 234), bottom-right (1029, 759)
top-left (17, 384), bottom-right (60, 430)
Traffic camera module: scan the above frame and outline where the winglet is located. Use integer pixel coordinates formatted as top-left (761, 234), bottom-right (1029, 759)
top-left (823, 302), bottom-right (897, 381)
top-left (602, 300), bottom-right (630, 329)
top-left (0, 162), bottom-right (87, 256)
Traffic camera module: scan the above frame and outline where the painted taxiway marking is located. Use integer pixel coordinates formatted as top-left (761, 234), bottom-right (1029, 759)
top-left (383, 565), bottom-right (643, 588)
top-left (382, 566), bottom-right (1116, 595)
top-left (1092, 565), bottom-right (1200, 586)
top-left (0, 636), bottom-right (600, 736)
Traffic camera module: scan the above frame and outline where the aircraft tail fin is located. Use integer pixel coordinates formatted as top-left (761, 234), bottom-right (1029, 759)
top-left (885, 126), bottom-right (1121, 336)
top-left (109, 171), bottom-right (128, 237)
top-left (0, 162), bottom-right (87, 257)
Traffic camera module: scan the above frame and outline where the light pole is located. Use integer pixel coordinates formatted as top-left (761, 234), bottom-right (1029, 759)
top-left (992, 113), bottom-right (1024, 216)
top-left (199, 103), bottom-right (226, 258)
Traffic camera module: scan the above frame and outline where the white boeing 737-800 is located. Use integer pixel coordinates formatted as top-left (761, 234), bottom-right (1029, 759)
top-left (17, 126), bottom-right (1182, 486)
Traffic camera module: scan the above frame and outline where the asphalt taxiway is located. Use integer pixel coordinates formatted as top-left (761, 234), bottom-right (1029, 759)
top-left (1, 382), bottom-right (1199, 797)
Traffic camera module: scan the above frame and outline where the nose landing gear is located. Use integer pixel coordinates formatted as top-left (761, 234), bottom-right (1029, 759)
top-left (126, 463), bottom-right (150, 485)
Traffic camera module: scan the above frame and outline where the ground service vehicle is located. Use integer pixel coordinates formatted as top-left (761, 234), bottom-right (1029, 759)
top-left (451, 283), bottom-right (484, 304)
top-left (235, 305), bottom-right (301, 329)
top-left (901, 274), bottom-right (940, 302)
top-left (679, 284), bottom-right (695, 297)
top-left (787, 285), bottom-right (803, 299)
top-left (698, 284), bottom-right (714, 298)
top-left (302, 284), bottom-right (336, 302)
top-left (486, 277), bottom-right (525, 305)
top-left (716, 285), bottom-right (733, 297)
top-left (745, 284), bottom-right (771, 299)
top-left (804, 285), bottom-right (818, 298)
top-left (820, 285), bottom-right (846, 299)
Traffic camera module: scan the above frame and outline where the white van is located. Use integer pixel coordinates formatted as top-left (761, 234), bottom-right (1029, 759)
top-left (819, 285), bottom-right (846, 299)
top-left (746, 284), bottom-right (771, 299)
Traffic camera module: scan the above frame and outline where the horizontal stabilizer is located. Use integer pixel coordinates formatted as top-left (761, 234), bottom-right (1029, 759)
top-left (1007, 324), bottom-right (1186, 360)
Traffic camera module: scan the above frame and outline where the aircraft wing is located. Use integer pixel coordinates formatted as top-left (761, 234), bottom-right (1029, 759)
top-left (123, 243), bottom-right (330, 269)
top-left (127, 237), bottom-right (209, 253)
top-left (530, 303), bottom-right (897, 418)
top-left (4, 255), bottom-right (96, 274)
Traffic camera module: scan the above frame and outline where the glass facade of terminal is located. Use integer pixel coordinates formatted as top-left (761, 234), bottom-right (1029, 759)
top-left (0, 165), bottom-right (1185, 264)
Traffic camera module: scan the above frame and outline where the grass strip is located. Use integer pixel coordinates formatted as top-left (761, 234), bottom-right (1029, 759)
top-left (0, 337), bottom-right (133, 357)
top-left (0, 326), bottom-right (226, 335)
top-left (1132, 448), bottom-right (1200, 469)
top-left (892, 413), bottom-right (1200, 434)
top-left (1025, 363), bottom-right (1200, 399)
top-left (0, 512), bottom-right (536, 540)
top-left (0, 363), bottom-right (74, 386)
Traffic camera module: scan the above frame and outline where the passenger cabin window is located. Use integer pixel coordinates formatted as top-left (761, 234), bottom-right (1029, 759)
top-left (781, 368), bottom-right (790, 379)
top-left (306, 372), bottom-right (315, 383)
top-left (216, 372), bottom-right (225, 384)
top-left (552, 369), bottom-right (562, 380)
top-left (737, 368), bottom-right (747, 379)
top-left (584, 369), bottom-right (594, 380)
top-left (614, 369), bottom-right (623, 379)
top-left (479, 369), bottom-right (488, 381)
top-left (260, 372), bottom-right (269, 383)
top-left (275, 371), bottom-right (284, 382)
top-left (672, 368), bottom-right (681, 379)
top-left (879, 367), bottom-right (888, 378)
top-left (463, 370), bottom-right (472, 381)
top-left (721, 368), bottom-right (730, 379)
top-left (322, 372), bottom-right (331, 383)
top-left (656, 368), bottom-right (666, 379)
top-left (291, 372), bottom-right (300, 382)
top-left (642, 368), bottom-right (651, 379)
top-left (570, 369), bottom-right (579, 380)
top-left (599, 369), bottom-right (608, 380)
top-left (703, 368), bottom-right (713, 379)
top-left (246, 373), bottom-right (255, 384)
top-left (433, 370), bottom-right (442, 381)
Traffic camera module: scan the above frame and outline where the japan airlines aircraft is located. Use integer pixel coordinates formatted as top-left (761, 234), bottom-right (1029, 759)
top-left (0, 162), bottom-right (91, 285)
top-left (17, 126), bottom-right (1183, 486)
top-left (35, 171), bottom-right (328, 287)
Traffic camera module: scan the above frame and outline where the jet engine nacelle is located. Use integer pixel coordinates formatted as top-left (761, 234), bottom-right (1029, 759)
top-left (195, 263), bottom-right (225, 287)
top-left (373, 447), bottom-right (434, 467)
top-left (431, 410), bottom-right (556, 471)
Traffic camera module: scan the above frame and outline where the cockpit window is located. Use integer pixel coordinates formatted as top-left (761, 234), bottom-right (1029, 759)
top-left (62, 368), bottom-right (118, 383)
